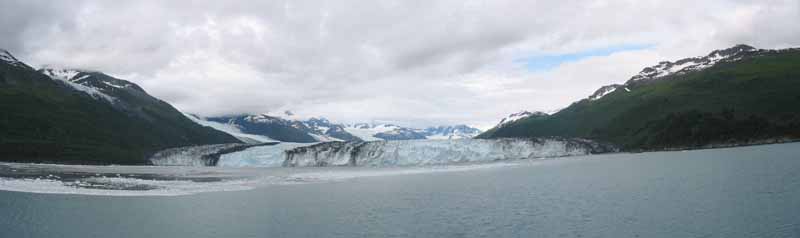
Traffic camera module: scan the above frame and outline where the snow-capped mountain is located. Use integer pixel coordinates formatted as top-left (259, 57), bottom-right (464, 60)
top-left (190, 112), bottom-right (483, 143)
top-left (202, 111), bottom-right (360, 143)
top-left (344, 123), bottom-right (482, 140)
top-left (489, 45), bottom-right (765, 132)
top-left (1, 52), bottom-right (239, 164)
top-left (628, 44), bottom-right (758, 83)
top-left (478, 44), bottom-right (800, 148)
top-left (40, 68), bottom-right (118, 103)
top-left (496, 111), bottom-right (549, 128)
top-left (582, 44), bottom-right (768, 102)
top-left (303, 117), bottom-right (362, 141)
top-left (342, 123), bottom-right (402, 141)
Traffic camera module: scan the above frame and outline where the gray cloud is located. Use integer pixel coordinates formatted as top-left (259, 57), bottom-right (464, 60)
top-left (1, 0), bottom-right (798, 129)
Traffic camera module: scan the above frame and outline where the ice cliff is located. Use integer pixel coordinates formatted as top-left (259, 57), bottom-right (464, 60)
top-left (149, 143), bottom-right (278, 166)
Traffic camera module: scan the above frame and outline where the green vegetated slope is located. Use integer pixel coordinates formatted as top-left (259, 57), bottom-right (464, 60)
top-left (479, 46), bottom-right (800, 150)
top-left (0, 51), bottom-right (239, 164)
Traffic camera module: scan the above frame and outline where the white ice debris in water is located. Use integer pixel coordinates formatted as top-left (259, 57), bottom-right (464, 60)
top-left (624, 87), bottom-right (631, 92)
top-left (41, 68), bottom-right (116, 103)
top-left (0, 176), bottom-right (259, 196)
top-left (0, 159), bottom-right (527, 196)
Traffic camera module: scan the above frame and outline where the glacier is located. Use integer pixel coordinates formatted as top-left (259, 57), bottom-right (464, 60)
top-left (149, 138), bottom-right (616, 168)
top-left (283, 138), bottom-right (617, 167)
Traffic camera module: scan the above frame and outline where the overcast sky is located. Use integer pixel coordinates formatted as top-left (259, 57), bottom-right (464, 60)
top-left (1, 0), bottom-right (799, 129)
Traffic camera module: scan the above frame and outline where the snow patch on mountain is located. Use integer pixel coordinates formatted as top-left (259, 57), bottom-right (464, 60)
top-left (41, 68), bottom-right (116, 103)
top-left (496, 111), bottom-right (548, 128)
top-left (101, 80), bottom-right (130, 89)
top-left (629, 44), bottom-right (757, 82)
top-left (0, 49), bottom-right (32, 69)
top-left (580, 45), bottom-right (761, 105)
top-left (588, 84), bottom-right (621, 101)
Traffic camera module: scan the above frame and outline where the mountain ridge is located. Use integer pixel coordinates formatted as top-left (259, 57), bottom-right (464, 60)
top-left (191, 112), bottom-right (482, 142)
top-left (0, 52), bottom-right (240, 164)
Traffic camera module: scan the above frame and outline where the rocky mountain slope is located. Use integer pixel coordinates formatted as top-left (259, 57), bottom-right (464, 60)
top-left (479, 45), bottom-right (800, 150)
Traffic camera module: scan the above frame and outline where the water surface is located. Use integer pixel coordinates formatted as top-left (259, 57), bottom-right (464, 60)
top-left (1, 143), bottom-right (799, 237)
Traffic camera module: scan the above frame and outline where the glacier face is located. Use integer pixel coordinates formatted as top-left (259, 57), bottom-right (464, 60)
top-left (149, 143), bottom-right (279, 166)
top-left (151, 138), bottom-right (616, 168)
top-left (149, 144), bottom-right (244, 166)
top-left (283, 138), bottom-right (617, 167)
top-left (218, 143), bottom-right (316, 167)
